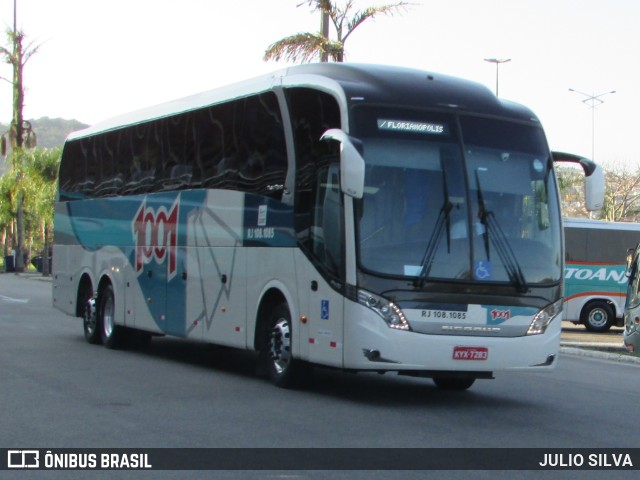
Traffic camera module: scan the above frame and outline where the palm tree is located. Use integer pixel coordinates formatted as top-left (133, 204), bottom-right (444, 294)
top-left (264, 0), bottom-right (411, 63)
top-left (1, 18), bottom-right (40, 273)
top-left (22, 147), bottom-right (60, 275)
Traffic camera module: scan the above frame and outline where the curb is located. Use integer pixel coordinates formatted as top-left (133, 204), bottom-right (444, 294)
top-left (560, 346), bottom-right (640, 365)
top-left (10, 272), bottom-right (53, 282)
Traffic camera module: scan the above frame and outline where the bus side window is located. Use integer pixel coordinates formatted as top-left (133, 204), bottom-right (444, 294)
top-left (287, 88), bottom-right (342, 279)
top-left (124, 123), bottom-right (157, 194)
top-left (162, 114), bottom-right (193, 190)
top-left (80, 137), bottom-right (97, 197)
top-left (200, 102), bottom-right (240, 190)
top-left (198, 109), bottom-right (226, 188)
top-left (312, 164), bottom-right (344, 277)
top-left (238, 93), bottom-right (287, 197)
top-left (58, 140), bottom-right (85, 200)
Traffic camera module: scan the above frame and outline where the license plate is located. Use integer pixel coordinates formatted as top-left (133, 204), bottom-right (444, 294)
top-left (453, 346), bottom-right (488, 360)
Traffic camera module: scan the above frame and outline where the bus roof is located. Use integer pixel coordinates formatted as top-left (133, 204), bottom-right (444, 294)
top-left (564, 217), bottom-right (640, 231)
top-left (66, 63), bottom-right (540, 142)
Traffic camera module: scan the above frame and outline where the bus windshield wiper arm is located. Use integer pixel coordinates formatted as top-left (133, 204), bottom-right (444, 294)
top-left (415, 200), bottom-right (452, 288)
top-left (475, 170), bottom-right (528, 293)
top-left (415, 165), bottom-right (452, 288)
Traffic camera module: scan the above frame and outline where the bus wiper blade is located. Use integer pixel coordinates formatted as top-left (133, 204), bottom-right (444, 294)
top-left (475, 170), bottom-right (528, 293)
top-left (415, 199), bottom-right (452, 288)
top-left (486, 212), bottom-right (528, 292)
top-left (415, 160), bottom-right (452, 288)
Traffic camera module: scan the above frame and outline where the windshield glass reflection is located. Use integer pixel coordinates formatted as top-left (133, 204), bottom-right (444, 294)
top-left (354, 108), bottom-right (562, 286)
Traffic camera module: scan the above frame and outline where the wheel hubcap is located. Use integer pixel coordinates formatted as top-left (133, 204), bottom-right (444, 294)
top-left (269, 318), bottom-right (291, 375)
top-left (103, 296), bottom-right (114, 338)
top-left (84, 297), bottom-right (97, 334)
top-left (589, 309), bottom-right (607, 327)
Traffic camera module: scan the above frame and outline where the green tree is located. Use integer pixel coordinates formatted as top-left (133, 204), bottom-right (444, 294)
top-left (22, 147), bottom-right (60, 275)
top-left (1, 25), bottom-right (40, 272)
top-left (0, 147), bottom-right (60, 273)
top-left (0, 165), bottom-right (17, 261)
top-left (0, 148), bottom-right (26, 268)
top-left (264, 0), bottom-right (411, 63)
top-left (0, 29), bottom-right (39, 152)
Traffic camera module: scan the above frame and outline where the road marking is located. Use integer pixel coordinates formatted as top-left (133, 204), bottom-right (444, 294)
top-left (0, 294), bottom-right (28, 303)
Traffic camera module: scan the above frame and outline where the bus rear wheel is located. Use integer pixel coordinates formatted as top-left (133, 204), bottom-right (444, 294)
top-left (99, 284), bottom-right (125, 349)
top-left (82, 295), bottom-right (101, 345)
top-left (265, 303), bottom-right (310, 388)
top-left (581, 301), bottom-right (614, 333)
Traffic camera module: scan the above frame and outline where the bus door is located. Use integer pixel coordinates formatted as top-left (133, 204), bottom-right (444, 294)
top-left (297, 163), bottom-right (346, 368)
top-left (297, 267), bottom-right (345, 368)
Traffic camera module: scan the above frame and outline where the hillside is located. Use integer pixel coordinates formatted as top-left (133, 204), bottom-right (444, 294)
top-left (1, 117), bottom-right (89, 149)
top-left (0, 117), bottom-right (88, 173)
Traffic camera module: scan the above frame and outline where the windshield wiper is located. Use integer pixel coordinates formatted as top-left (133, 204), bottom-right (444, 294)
top-left (475, 169), bottom-right (528, 293)
top-left (415, 165), bottom-right (452, 288)
top-left (414, 200), bottom-right (452, 288)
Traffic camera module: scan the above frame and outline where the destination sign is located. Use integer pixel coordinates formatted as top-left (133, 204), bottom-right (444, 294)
top-left (377, 119), bottom-right (449, 135)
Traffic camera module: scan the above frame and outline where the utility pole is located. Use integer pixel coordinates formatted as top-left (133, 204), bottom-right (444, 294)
top-left (568, 88), bottom-right (616, 161)
top-left (484, 58), bottom-right (511, 96)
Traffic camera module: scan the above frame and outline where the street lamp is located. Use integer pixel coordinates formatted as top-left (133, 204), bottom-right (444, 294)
top-left (568, 88), bottom-right (616, 160)
top-left (484, 58), bottom-right (511, 96)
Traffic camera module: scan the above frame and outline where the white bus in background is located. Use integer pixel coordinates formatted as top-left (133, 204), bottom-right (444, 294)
top-left (563, 218), bottom-right (640, 332)
top-left (53, 63), bottom-right (604, 391)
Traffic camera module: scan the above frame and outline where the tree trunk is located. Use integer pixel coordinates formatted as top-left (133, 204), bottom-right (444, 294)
top-left (43, 222), bottom-right (50, 277)
top-left (14, 192), bottom-right (25, 272)
top-left (320, 11), bottom-right (329, 62)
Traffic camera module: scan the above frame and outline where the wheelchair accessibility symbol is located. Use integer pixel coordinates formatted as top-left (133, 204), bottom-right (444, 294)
top-left (321, 300), bottom-right (330, 320)
top-left (474, 260), bottom-right (492, 280)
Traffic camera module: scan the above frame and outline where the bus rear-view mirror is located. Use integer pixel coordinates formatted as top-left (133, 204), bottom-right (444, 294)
top-left (584, 163), bottom-right (605, 211)
top-left (320, 129), bottom-right (365, 199)
top-left (551, 151), bottom-right (605, 211)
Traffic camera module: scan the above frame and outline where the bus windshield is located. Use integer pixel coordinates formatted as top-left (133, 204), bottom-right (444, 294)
top-left (354, 107), bottom-right (562, 286)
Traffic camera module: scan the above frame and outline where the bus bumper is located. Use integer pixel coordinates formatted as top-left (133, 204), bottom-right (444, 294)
top-left (342, 300), bottom-right (561, 374)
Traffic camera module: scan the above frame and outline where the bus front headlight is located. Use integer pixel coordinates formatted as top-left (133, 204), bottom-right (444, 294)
top-left (527, 300), bottom-right (563, 335)
top-left (357, 290), bottom-right (411, 331)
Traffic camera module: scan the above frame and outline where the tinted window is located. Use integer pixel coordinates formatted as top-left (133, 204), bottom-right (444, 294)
top-left (287, 88), bottom-right (342, 278)
top-left (565, 227), bottom-right (639, 264)
top-left (58, 92), bottom-right (287, 200)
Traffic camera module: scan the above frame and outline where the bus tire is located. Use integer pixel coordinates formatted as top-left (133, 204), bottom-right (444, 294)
top-left (581, 301), bottom-right (614, 333)
top-left (265, 302), bottom-right (310, 388)
top-left (99, 284), bottom-right (125, 349)
top-left (433, 377), bottom-right (475, 390)
top-left (82, 295), bottom-right (102, 345)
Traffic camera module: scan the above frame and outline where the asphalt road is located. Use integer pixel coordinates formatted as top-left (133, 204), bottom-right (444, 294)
top-left (1, 273), bottom-right (639, 480)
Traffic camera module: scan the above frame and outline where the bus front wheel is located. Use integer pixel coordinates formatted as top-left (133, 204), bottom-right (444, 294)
top-left (265, 303), bottom-right (310, 388)
top-left (581, 301), bottom-right (614, 333)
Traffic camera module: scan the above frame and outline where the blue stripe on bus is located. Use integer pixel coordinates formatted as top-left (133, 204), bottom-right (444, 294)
top-left (54, 190), bottom-right (297, 334)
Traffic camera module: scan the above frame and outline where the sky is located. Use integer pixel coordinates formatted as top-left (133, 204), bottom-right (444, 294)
top-left (0, 0), bottom-right (638, 170)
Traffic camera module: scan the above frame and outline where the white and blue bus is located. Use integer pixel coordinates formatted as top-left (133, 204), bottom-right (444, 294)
top-left (563, 218), bottom-right (640, 332)
top-left (53, 64), bottom-right (604, 390)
